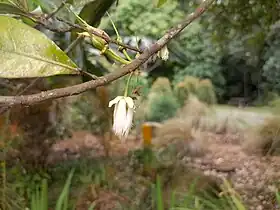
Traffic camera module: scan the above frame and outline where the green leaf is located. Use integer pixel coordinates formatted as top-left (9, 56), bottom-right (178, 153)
top-left (155, 175), bottom-right (164, 210)
top-left (55, 168), bottom-right (75, 210)
top-left (0, 15), bottom-right (78, 78)
top-left (78, 0), bottom-right (115, 27)
top-left (153, 0), bottom-right (167, 7)
top-left (0, 2), bottom-right (28, 16)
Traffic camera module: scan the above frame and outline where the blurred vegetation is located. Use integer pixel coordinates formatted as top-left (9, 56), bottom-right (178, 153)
top-left (1, 0), bottom-right (280, 209)
top-left (174, 76), bottom-right (217, 106)
top-left (98, 0), bottom-right (280, 104)
top-left (146, 77), bottom-right (179, 122)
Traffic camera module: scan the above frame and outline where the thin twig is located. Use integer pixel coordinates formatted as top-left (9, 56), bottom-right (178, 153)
top-left (46, 1), bottom-right (66, 20)
top-left (64, 35), bottom-right (84, 54)
top-left (0, 0), bottom-right (215, 107)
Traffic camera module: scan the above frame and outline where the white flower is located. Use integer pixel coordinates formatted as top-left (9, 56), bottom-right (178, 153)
top-left (109, 96), bottom-right (135, 139)
top-left (157, 45), bottom-right (169, 61)
top-left (30, 6), bottom-right (43, 15)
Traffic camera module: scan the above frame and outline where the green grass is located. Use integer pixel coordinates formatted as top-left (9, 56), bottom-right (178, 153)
top-left (152, 176), bottom-right (249, 210)
top-left (29, 169), bottom-right (75, 210)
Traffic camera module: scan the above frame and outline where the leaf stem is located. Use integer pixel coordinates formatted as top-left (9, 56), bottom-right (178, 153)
top-left (107, 11), bottom-right (132, 62)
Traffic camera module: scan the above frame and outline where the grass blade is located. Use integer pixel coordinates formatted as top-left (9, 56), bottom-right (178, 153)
top-left (55, 168), bottom-right (75, 210)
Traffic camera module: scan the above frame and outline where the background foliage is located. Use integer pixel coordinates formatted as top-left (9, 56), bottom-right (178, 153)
top-left (1, 0), bottom-right (280, 209)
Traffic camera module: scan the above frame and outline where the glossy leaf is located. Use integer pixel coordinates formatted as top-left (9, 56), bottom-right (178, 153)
top-left (0, 16), bottom-right (78, 78)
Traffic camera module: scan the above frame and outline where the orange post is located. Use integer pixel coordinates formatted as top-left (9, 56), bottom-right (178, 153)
top-left (142, 123), bottom-right (153, 147)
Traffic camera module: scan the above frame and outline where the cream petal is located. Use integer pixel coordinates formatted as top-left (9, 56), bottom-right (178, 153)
top-left (113, 102), bottom-right (119, 128)
top-left (110, 96), bottom-right (135, 140)
top-left (113, 102), bottom-right (118, 118)
top-left (124, 97), bottom-right (134, 109)
top-left (123, 108), bottom-right (133, 137)
top-left (108, 96), bottom-right (123, 107)
top-left (158, 45), bottom-right (169, 61)
top-left (113, 99), bottom-right (127, 136)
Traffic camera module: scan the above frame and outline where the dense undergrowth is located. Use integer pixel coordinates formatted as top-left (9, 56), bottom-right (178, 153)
top-left (1, 75), bottom-right (280, 209)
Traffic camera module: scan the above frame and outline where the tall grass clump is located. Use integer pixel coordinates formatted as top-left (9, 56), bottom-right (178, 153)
top-left (174, 76), bottom-right (199, 106)
top-left (196, 79), bottom-right (217, 105)
top-left (153, 118), bottom-right (193, 147)
top-left (243, 116), bottom-right (280, 155)
top-left (147, 77), bottom-right (179, 122)
top-left (174, 76), bottom-right (217, 106)
top-left (150, 77), bottom-right (173, 94)
top-left (177, 95), bottom-right (211, 129)
top-left (182, 76), bottom-right (199, 94)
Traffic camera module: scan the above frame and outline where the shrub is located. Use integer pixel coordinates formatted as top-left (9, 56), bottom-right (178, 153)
top-left (174, 76), bottom-right (216, 106)
top-left (174, 82), bottom-right (193, 107)
top-left (183, 76), bottom-right (199, 94)
top-left (179, 95), bottom-right (210, 118)
top-left (150, 77), bottom-right (173, 95)
top-left (174, 81), bottom-right (189, 107)
top-left (243, 117), bottom-right (280, 156)
top-left (196, 79), bottom-right (217, 105)
top-left (146, 77), bottom-right (179, 122)
top-left (174, 76), bottom-right (199, 106)
top-left (146, 93), bottom-right (179, 122)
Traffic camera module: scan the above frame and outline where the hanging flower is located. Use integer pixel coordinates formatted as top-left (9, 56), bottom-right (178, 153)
top-left (109, 96), bottom-right (135, 139)
top-left (157, 45), bottom-right (169, 61)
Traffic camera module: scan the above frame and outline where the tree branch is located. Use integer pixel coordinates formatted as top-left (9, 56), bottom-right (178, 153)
top-left (0, 0), bottom-right (215, 107)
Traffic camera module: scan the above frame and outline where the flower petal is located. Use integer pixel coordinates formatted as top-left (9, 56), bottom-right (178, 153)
top-left (124, 97), bottom-right (134, 109)
top-left (109, 96), bottom-right (123, 107)
top-left (113, 102), bottom-right (118, 123)
top-left (158, 45), bottom-right (169, 61)
top-left (123, 107), bottom-right (134, 138)
top-left (112, 99), bottom-right (127, 137)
